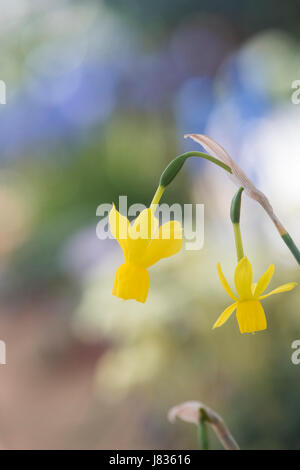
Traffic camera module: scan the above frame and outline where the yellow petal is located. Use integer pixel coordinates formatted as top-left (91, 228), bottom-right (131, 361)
top-left (141, 221), bottom-right (182, 268)
top-left (254, 264), bottom-right (275, 298)
top-left (259, 282), bottom-right (297, 299)
top-left (112, 262), bottom-right (149, 303)
top-left (213, 303), bottom-right (237, 329)
top-left (251, 283), bottom-right (257, 296)
top-left (217, 263), bottom-right (237, 301)
top-left (129, 208), bottom-right (159, 240)
top-left (127, 209), bottom-right (159, 263)
top-left (236, 300), bottom-right (267, 334)
top-left (109, 204), bottom-right (130, 256)
top-left (234, 257), bottom-right (253, 300)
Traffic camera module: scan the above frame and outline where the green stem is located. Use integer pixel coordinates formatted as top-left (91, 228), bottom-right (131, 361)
top-left (198, 409), bottom-right (210, 450)
top-left (233, 223), bottom-right (244, 262)
top-left (159, 151), bottom-right (231, 188)
top-left (282, 233), bottom-right (300, 265)
top-left (231, 188), bottom-right (244, 262)
top-left (150, 185), bottom-right (165, 208)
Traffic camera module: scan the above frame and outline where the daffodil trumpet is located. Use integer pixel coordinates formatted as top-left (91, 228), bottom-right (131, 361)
top-left (213, 257), bottom-right (297, 334)
top-left (109, 202), bottom-right (182, 303)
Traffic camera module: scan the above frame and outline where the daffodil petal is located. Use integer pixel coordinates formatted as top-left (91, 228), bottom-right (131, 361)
top-left (141, 221), bottom-right (182, 268)
top-left (259, 282), bottom-right (297, 299)
top-left (129, 208), bottom-right (159, 240)
top-left (127, 209), bottom-right (159, 263)
top-left (213, 303), bottom-right (237, 329)
top-left (236, 300), bottom-right (267, 334)
top-left (234, 257), bottom-right (253, 300)
top-left (217, 263), bottom-right (237, 301)
top-left (109, 204), bottom-right (130, 255)
top-left (251, 283), bottom-right (257, 296)
top-left (254, 264), bottom-right (275, 298)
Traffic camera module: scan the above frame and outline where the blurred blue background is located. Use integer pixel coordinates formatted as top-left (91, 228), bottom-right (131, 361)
top-left (0, 0), bottom-right (299, 450)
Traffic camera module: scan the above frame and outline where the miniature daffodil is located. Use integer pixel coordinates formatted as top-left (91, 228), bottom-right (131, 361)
top-left (213, 257), bottom-right (297, 333)
top-left (109, 204), bottom-right (182, 303)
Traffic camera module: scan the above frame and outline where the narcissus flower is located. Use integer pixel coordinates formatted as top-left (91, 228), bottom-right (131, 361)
top-left (213, 257), bottom-right (297, 333)
top-left (109, 204), bottom-right (182, 303)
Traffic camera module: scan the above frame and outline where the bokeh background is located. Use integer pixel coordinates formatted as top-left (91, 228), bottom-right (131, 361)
top-left (0, 0), bottom-right (299, 450)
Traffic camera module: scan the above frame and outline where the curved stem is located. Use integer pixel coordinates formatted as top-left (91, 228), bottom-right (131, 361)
top-left (159, 151), bottom-right (231, 188)
top-left (177, 151), bottom-right (232, 173)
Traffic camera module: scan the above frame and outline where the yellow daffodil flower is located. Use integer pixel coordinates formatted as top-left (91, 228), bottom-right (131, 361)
top-left (213, 257), bottom-right (297, 333)
top-left (109, 204), bottom-right (182, 303)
